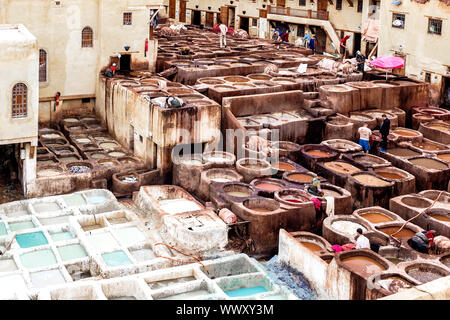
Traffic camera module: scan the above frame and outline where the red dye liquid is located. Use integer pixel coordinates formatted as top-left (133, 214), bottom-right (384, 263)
top-left (256, 183), bottom-right (283, 192)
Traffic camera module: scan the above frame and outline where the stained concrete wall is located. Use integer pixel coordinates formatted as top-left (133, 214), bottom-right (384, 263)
top-left (378, 0), bottom-right (450, 94)
top-left (379, 275), bottom-right (450, 300)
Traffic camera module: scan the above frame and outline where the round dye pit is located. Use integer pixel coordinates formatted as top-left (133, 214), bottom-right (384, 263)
top-left (331, 220), bottom-right (367, 238)
top-left (99, 142), bottom-right (119, 150)
top-left (393, 128), bottom-right (420, 137)
top-left (284, 172), bottom-right (315, 184)
top-left (299, 241), bottom-right (324, 252)
top-left (243, 198), bottom-right (279, 213)
top-left (254, 181), bottom-right (283, 192)
top-left (223, 76), bottom-right (249, 83)
top-left (400, 196), bottom-right (432, 208)
top-left (109, 151), bottom-right (126, 157)
top-left (429, 213), bottom-right (450, 223)
top-left (324, 161), bottom-right (360, 174)
top-left (428, 124), bottom-right (450, 132)
top-left (341, 255), bottom-right (387, 278)
top-left (376, 226), bottom-right (416, 239)
top-left (406, 264), bottom-right (448, 283)
top-left (359, 212), bottom-right (394, 224)
top-left (374, 170), bottom-right (406, 180)
top-left (306, 149), bottom-right (331, 157)
top-left (375, 275), bottom-right (414, 293)
top-left (68, 165), bottom-right (91, 174)
top-left (437, 153), bottom-right (450, 163)
top-left (223, 184), bottom-right (254, 198)
top-left (353, 174), bottom-right (391, 187)
top-left (272, 161), bottom-right (296, 172)
top-left (409, 158), bottom-right (448, 170)
top-left (387, 147), bottom-right (421, 157)
top-left (412, 141), bottom-right (447, 152)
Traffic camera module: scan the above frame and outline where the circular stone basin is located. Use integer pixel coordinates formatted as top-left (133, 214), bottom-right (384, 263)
top-left (99, 142), bottom-right (119, 150)
top-left (437, 153), bottom-right (450, 163)
top-left (198, 79), bottom-right (225, 85)
top-left (373, 275), bottom-right (415, 293)
top-left (331, 220), bottom-right (367, 238)
top-left (284, 172), bottom-right (316, 184)
top-left (223, 76), bottom-right (250, 83)
top-left (222, 184), bottom-right (254, 198)
top-left (118, 157), bottom-right (138, 164)
top-left (353, 154), bottom-right (387, 165)
top-left (203, 151), bottom-right (235, 165)
top-left (214, 85), bottom-right (235, 91)
top-left (109, 151), bottom-right (126, 157)
top-left (59, 156), bottom-right (80, 163)
top-left (321, 186), bottom-right (343, 197)
top-left (271, 78), bottom-right (296, 84)
top-left (98, 160), bottom-right (117, 167)
top-left (166, 88), bottom-right (194, 95)
top-left (298, 241), bottom-right (324, 252)
top-left (271, 141), bottom-right (301, 152)
top-left (374, 169), bottom-right (406, 181)
top-left (405, 264), bottom-right (448, 283)
top-left (350, 114), bottom-right (373, 121)
top-left (90, 153), bottom-right (107, 159)
top-left (68, 165), bottom-right (92, 174)
top-left (341, 255), bottom-right (387, 278)
top-left (272, 161), bottom-right (296, 172)
top-left (401, 196), bottom-right (432, 208)
top-left (440, 255), bottom-right (450, 268)
top-left (275, 189), bottom-right (310, 205)
top-left (393, 128), bottom-right (420, 137)
top-left (243, 198), bottom-right (279, 213)
top-left (352, 174), bottom-right (391, 187)
top-left (324, 161), bottom-right (361, 174)
top-left (42, 133), bottom-right (62, 139)
top-left (252, 179), bottom-right (285, 192)
top-left (63, 118), bottom-right (79, 123)
top-left (409, 158), bottom-right (448, 170)
top-left (305, 149), bottom-right (331, 157)
top-left (248, 74), bottom-right (271, 80)
top-left (233, 83), bottom-right (255, 89)
top-left (206, 169), bottom-right (240, 183)
top-left (376, 226), bottom-right (416, 239)
top-left (387, 147), bottom-right (421, 157)
top-left (411, 140), bottom-right (447, 152)
top-left (75, 138), bottom-right (91, 144)
top-left (327, 85), bottom-right (351, 92)
top-left (428, 124), bottom-right (450, 132)
top-left (359, 211), bottom-right (395, 224)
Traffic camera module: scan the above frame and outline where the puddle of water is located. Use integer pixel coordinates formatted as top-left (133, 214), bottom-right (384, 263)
top-left (58, 244), bottom-right (88, 261)
top-left (9, 221), bottom-right (36, 232)
top-left (16, 231), bottom-right (48, 248)
top-left (102, 250), bottom-right (132, 267)
top-left (20, 249), bottom-right (57, 269)
top-left (51, 232), bottom-right (74, 242)
top-left (30, 269), bottom-right (66, 288)
top-left (114, 227), bottom-right (146, 247)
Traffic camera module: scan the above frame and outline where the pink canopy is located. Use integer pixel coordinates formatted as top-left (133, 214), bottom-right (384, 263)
top-left (370, 56), bottom-right (405, 70)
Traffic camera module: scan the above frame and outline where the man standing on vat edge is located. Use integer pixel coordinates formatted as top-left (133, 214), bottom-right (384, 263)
top-left (379, 114), bottom-right (390, 153)
top-left (358, 123), bottom-right (372, 154)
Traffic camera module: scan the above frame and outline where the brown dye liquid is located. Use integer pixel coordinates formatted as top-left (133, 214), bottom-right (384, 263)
top-left (437, 154), bottom-right (450, 163)
top-left (324, 161), bottom-right (360, 174)
top-left (360, 212), bottom-right (394, 223)
top-left (82, 224), bottom-right (103, 231)
top-left (375, 171), bottom-right (405, 180)
top-left (256, 183), bottom-right (283, 192)
top-left (377, 227), bottom-right (415, 239)
top-left (306, 150), bottom-right (330, 157)
top-left (354, 174), bottom-right (391, 186)
top-left (430, 214), bottom-right (450, 223)
top-left (429, 125), bottom-right (450, 132)
top-left (274, 162), bottom-right (296, 171)
top-left (250, 208), bottom-right (274, 213)
top-left (226, 191), bottom-right (251, 197)
top-left (410, 158), bottom-right (448, 170)
top-left (299, 242), bottom-right (323, 252)
top-left (322, 189), bottom-right (341, 197)
top-left (394, 129), bottom-right (418, 137)
top-left (412, 142), bottom-right (446, 151)
top-left (387, 148), bottom-right (420, 157)
top-left (288, 173), bottom-right (313, 183)
top-left (341, 256), bottom-right (386, 278)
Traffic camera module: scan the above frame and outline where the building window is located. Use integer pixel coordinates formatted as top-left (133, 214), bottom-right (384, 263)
top-left (252, 18), bottom-right (258, 27)
top-left (12, 83), bottom-right (28, 118)
top-left (297, 25), bottom-right (305, 37)
top-left (425, 72), bottom-right (431, 83)
top-left (123, 12), bottom-right (132, 25)
top-left (392, 13), bottom-right (405, 29)
top-left (39, 49), bottom-right (47, 82)
top-left (357, 0), bottom-right (363, 12)
top-left (81, 27), bottom-right (93, 47)
top-left (336, 0), bottom-right (342, 10)
top-left (428, 18), bottom-right (442, 35)
top-left (299, 0), bottom-right (306, 5)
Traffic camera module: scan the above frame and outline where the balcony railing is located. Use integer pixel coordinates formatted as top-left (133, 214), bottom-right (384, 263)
top-left (267, 6), bottom-right (329, 20)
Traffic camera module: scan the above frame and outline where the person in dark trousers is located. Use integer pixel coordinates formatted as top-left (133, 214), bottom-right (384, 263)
top-left (355, 50), bottom-right (366, 74)
top-left (340, 35), bottom-right (350, 60)
top-left (379, 114), bottom-right (390, 152)
top-left (280, 30), bottom-right (290, 43)
top-left (308, 36), bottom-right (315, 54)
top-left (408, 230), bottom-right (437, 254)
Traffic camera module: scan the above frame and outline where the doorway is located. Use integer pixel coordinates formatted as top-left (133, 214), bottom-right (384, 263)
top-left (315, 28), bottom-right (327, 54)
top-left (120, 54), bottom-right (131, 72)
top-left (353, 32), bottom-right (361, 57)
top-left (228, 7), bottom-right (235, 28)
top-left (206, 12), bottom-right (214, 28)
top-left (191, 10), bottom-right (201, 26)
top-left (318, 0), bottom-right (328, 11)
top-left (179, 0), bottom-right (187, 23)
top-left (129, 125), bottom-right (135, 153)
top-left (0, 144), bottom-right (22, 204)
top-left (240, 17), bottom-right (249, 33)
top-left (442, 77), bottom-right (450, 109)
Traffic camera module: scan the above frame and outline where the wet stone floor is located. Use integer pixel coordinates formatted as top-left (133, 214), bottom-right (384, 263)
top-left (0, 175), bottom-right (24, 205)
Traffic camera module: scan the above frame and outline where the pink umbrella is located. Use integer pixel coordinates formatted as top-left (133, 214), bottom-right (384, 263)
top-left (370, 56), bottom-right (405, 80)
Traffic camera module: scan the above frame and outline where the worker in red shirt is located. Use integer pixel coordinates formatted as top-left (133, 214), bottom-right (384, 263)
top-left (340, 35), bottom-right (350, 60)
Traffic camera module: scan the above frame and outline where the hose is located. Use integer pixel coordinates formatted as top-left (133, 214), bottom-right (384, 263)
top-left (153, 242), bottom-right (207, 270)
top-left (389, 191), bottom-right (444, 246)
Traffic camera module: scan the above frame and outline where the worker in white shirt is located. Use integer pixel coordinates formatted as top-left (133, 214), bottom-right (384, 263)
top-left (219, 23), bottom-right (228, 48)
top-left (358, 123), bottom-right (372, 153)
top-left (355, 228), bottom-right (371, 249)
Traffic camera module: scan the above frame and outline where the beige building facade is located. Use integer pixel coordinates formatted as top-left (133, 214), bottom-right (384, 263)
top-left (0, 24), bottom-right (38, 194)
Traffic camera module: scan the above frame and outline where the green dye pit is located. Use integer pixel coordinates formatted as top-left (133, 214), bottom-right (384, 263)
top-left (225, 286), bottom-right (268, 297)
top-left (9, 221), bottom-right (36, 232)
top-left (102, 250), bottom-right (132, 267)
top-left (51, 232), bottom-right (74, 242)
top-left (16, 231), bottom-right (48, 248)
top-left (20, 249), bottom-right (57, 269)
top-left (58, 244), bottom-right (87, 261)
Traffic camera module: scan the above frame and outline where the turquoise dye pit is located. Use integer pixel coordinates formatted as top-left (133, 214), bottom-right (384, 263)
top-left (51, 232), bottom-right (74, 242)
top-left (224, 286), bottom-right (268, 298)
top-left (0, 222), bottom-right (7, 236)
top-left (9, 221), bottom-right (35, 232)
top-left (16, 231), bottom-right (48, 248)
top-left (87, 196), bottom-right (107, 204)
top-left (62, 194), bottom-right (86, 207)
top-left (20, 249), bottom-right (57, 269)
top-left (102, 250), bottom-right (132, 267)
top-left (58, 244), bottom-right (87, 261)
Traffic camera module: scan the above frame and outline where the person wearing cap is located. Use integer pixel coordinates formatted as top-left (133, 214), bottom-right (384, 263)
top-left (408, 230), bottom-right (437, 254)
top-left (355, 228), bottom-right (371, 249)
top-left (379, 114), bottom-right (390, 153)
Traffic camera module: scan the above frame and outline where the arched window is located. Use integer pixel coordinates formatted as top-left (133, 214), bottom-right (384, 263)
top-left (39, 49), bottom-right (47, 82)
top-left (12, 83), bottom-right (28, 118)
top-left (81, 27), bottom-right (93, 47)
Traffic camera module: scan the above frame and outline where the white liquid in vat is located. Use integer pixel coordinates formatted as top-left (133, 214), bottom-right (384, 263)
top-left (159, 199), bottom-right (202, 214)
